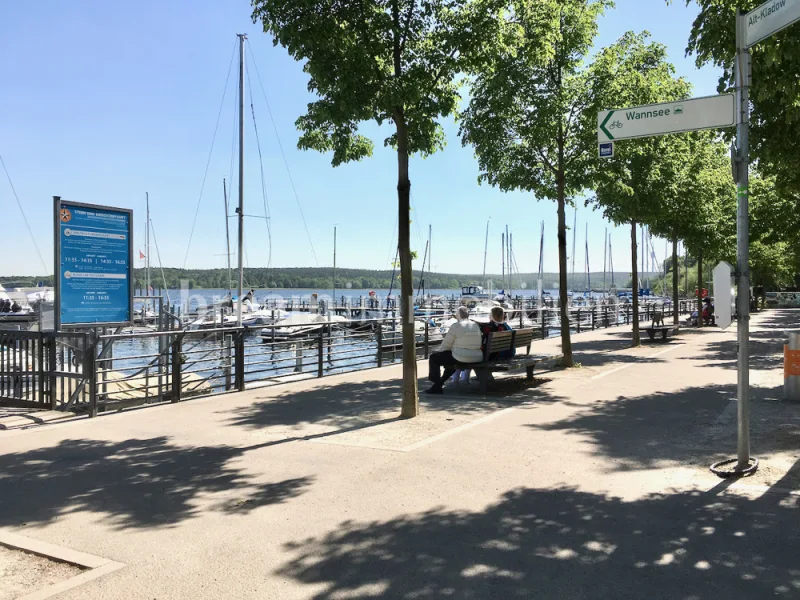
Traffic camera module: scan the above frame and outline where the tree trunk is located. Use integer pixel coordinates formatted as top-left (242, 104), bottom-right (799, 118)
top-left (697, 247), bottom-right (703, 328)
top-left (672, 237), bottom-right (679, 325)
top-left (630, 220), bottom-right (640, 347)
top-left (556, 177), bottom-right (573, 367)
top-left (395, 110), bottom-right (418, 418)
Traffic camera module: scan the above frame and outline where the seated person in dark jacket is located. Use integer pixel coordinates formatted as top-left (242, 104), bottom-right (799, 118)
top-left (480, 307), bottom-right (515, 359)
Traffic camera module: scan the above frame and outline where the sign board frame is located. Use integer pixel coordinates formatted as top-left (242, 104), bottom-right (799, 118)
top-left (745, 0), bottom-right (800, 48)
top-left (54, 197), bottom-right (134, 329)
top-left (598, 93), bottom-right (735, 143)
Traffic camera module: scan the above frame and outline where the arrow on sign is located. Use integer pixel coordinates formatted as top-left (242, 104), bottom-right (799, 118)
top-left (599, 111), bottom-right (615, 140)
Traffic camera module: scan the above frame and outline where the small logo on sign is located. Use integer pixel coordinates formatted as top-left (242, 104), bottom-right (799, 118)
top-left (673, 105), bottom-right (684, 115)
top-left (60, 208), bottom-right (72, 222)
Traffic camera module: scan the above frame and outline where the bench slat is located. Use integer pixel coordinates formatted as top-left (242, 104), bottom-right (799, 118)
top-left (486, 328), bottom-right (537, 357)
top-left (485, 330), bottom-right (514, 358)
top-left (457, 354), bottom-right (562, 369)
top-left (513, 330), bottom-right (534, 348)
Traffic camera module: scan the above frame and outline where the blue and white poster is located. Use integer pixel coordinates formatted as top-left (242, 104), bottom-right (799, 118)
top-left (57, 200), bottom-right (132, 325)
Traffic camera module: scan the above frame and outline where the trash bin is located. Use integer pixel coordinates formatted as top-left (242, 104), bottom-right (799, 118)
top-left (785, 332), bottom-right (800, 402)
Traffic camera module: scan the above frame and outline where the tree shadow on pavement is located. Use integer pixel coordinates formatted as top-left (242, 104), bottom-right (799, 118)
top-left (227, 378), bottom-right (402, 431)
top-left (530, 384), bottom-right (736, 470)
top-left (225, 375), bottom-right (542, 434)
top-left (277, 483), bottom-right (800, 599)
top-left (569, 337), bottom-right (671, 370)
top-left (0, 436), bottom-right (313, 529)
top-left (690, 309), bottom-right (800, 371)
top-left (685, 329), bottom-right (787, 371)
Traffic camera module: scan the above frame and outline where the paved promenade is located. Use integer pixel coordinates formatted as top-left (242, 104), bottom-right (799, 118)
top-left (1, 310), bottom-right (799, 599)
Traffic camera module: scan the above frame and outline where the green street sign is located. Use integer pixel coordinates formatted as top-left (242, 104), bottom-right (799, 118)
top-left (598, 94), bottom-right (735, 143)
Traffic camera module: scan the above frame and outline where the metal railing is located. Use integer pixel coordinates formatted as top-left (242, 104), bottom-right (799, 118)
top-left (0, 329), bottom-right (93, 410)
top-left (1, 300), bottom-right (700, 416)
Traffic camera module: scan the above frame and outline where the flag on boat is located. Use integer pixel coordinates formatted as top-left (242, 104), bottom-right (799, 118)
top-left (139, 249), bottom-right (146, 259)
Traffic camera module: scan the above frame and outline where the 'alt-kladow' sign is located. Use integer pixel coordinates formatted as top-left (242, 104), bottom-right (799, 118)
top-left (746, 0), bottom-right (800, 48)
top-left (598, 94), bottom-right (735, 143)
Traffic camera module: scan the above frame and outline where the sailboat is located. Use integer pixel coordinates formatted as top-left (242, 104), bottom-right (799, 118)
top-left (0, 283), bottom-right (37, 327)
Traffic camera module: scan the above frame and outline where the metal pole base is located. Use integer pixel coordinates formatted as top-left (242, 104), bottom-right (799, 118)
top-left (709, 457), bottom-right (758, 479)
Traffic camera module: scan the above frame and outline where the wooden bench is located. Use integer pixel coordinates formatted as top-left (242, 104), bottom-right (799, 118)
top-left (456, 328), bottom-right (563, 393)
top-left (642, 309), bottom-right (679, 341)
top-left (645, 321), bottom-right (680, 341)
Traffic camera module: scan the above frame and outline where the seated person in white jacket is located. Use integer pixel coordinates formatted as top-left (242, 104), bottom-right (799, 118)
top-left (426, 306), bottom-right (484, 394)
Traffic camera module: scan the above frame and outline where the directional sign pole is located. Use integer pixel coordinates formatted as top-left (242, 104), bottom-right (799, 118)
top-left (735, 11), bottom-right (752, 471)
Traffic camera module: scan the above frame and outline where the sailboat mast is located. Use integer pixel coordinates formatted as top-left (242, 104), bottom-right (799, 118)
top-left (610, 238), bottom-right (615, 287)
top-left (538, 221), bottom-right (544, 307)
top-left (332, 226), bottom-right (337, 310)
top-left (571, 208), bottom-right (577, 292)
top-left (223, 179), bottom-right (232, 294)
top-left (603, 228), bottom-right (607, 294)
top-left (417, 240), bottom-right (429, 298)
top-left (482, 218), bottom-right (490, 280)
top-left (146, 192), bottom-right (150, 305)
top-left (236, 33), bottom-right (246, 326)
top-left (509, 232), bottom-right (513, 297)
top-left (585, 223), bottom-right (590, 292)
top-left (538, 222), bottom-right (544, 276)
top-left (501, 232), bottom-right (505, 290)
top-left (428, 224), bottom-right (432, 277)
top-left (505, 225), bottom-right (510, 292)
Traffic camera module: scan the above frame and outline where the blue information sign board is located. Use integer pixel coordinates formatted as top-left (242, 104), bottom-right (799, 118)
top-left (55, 199), bottom-right (133, 326)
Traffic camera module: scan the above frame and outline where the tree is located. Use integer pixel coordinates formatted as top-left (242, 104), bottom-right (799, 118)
top-left (459, 0), bottom-right (614, 367)
top-left (646, 132), bottom-right (734, 325)
top-left (252, 0), bottom-right (499, 416)
top-left (590, 33), bottom-right (691, 345)
top-left (748, 172), bottom-right (800, 288)
top-left (682, 0), bottom-right (800, 196)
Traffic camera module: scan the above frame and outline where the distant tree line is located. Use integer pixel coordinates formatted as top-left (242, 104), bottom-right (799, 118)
top-left (128, 267), bottom-right (651, 291)
top-left (1, 269), bottom-right (651, 292)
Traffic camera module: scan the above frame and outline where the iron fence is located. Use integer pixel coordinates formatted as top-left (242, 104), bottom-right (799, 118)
top-left (1, 300), bottom-right (700, 416)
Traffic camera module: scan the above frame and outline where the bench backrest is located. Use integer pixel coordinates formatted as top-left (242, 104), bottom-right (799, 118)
top-left (485, 328), bottom-right (535, 359)
top-left (513, 328), bottom-right (534, 354)
top-left (484, 330), bottom-right (514, 359)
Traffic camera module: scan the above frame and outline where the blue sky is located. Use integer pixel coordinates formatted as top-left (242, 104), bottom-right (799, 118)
top-left (1, 0), bottom-right (721, 277)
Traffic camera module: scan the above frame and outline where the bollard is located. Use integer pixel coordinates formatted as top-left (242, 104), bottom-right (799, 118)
top-left (785, 332), bottom-right (800, 402)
